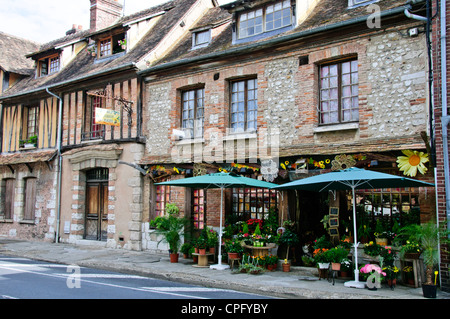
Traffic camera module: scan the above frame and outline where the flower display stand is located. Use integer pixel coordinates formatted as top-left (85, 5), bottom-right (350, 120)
top-left (243, 243), bottom-right (276, 257)
top-left (192, 252), bottom-right (213, 268)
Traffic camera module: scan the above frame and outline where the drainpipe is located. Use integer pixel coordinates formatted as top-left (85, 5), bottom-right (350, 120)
top-left (46, 88), bottom-right (63, 244)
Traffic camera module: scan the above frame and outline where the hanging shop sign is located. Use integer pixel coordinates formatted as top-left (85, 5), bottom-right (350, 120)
top-left (95, 108), bottom-right (120, 126)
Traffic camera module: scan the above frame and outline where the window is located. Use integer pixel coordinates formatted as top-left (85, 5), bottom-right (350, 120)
top-left (238, 0), bottom-right (292, 39)
top-left (193, 30), bottom-right (211, 48)
top-left (356, 188), bottom-right (421, 229)
top-left (232, 188), bottom-right (277, 221)
top-left (265, 1), bottom-right (292, 32)
top-left (182, 88), bottom-right (204, 139)
top-left (319, 60), bottom-right (359, 125)
top-left (24, 178), bottom-right (37, 221)
top-left (230, 78), bottom-right (258, 132)
top-left (348, 0), bottom-right (379, 8)
top-left (192, 189), bottom-right (206, 229)
top-left (97, 33), bottom-right (126, 58)
top-left (155, 184), bottom-right (170, 217)
top-left (38, 54), bottom-right (60, 77)
top-left (1, 179), bottom-right (15, 220)
top-left (25, 106), bottom-right (39, 140)
top-left (99, 38), bottom-right (112, 57)
top-left (83, 96), bottom-right (105, 140)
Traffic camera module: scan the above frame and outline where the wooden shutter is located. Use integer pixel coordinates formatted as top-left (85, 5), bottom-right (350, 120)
top-left (5, 179), bottom-right (15, 219)
top-left (24, 178), bottom-right (36, 221)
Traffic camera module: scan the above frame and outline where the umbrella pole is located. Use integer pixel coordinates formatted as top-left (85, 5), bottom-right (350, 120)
top-left (344, 186), bottom-right (365, 288)
top-left (210, 187), bottom-right (230, 270)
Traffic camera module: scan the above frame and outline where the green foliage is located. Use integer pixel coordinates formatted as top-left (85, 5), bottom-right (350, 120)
top-left (395, 221), bottom-right (450, 284)
top-left (150, 203), bottom-right (188, 253)
top-left (326, 247), bottom-right (349, 263)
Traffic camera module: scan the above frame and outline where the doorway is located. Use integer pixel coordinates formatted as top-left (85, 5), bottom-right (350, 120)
top-left (84, 168), bottom-right (109, 241)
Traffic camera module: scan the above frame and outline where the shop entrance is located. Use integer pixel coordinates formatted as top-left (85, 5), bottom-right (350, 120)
top-left (84, 168), bottom-right (109, 241)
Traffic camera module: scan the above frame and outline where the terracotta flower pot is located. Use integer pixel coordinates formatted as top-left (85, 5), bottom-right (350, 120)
top-left (282, 263), bottom-right (290, 272)
top-left (169, 253), bottom-right (179, 263)
top-left (227, 252), bottom-right (240, 259)
top-left (331, 263), bottom-right (341, 271)
top-left (199, 248), bottom-right (206, 255)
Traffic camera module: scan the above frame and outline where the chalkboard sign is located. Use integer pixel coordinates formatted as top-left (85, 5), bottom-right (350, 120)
top-left (329, 207), bottom-right (339, 216)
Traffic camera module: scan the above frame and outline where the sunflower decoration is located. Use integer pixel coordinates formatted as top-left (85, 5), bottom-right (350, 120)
top-left (396, 150), bottom-right (429, 177)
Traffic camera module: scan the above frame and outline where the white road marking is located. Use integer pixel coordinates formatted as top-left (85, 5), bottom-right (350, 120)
top-left (0, 262), bottom-right (208, 299)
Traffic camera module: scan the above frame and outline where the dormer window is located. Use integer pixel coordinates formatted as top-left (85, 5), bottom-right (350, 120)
top-left (348, 0), bottom-right (379, 9)
top-left (192, 29), bottom-right (211, 49)
top-left (37, 54), bottom-right (60, 77)
top-left (237, 0), bottom-right (292, 40)
top-left (97, 33), bottom-right (126, 58)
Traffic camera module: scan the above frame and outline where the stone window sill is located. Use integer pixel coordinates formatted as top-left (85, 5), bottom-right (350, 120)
top-left (313, 122), bottom-right (359, 133)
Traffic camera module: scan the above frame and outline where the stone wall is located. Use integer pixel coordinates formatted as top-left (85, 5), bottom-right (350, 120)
top-left (0, 162), bottom-right (57, 241)
top-left (143, 26), bottom-right (428, 159)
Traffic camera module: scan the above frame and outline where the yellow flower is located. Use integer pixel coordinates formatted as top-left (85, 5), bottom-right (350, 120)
top-left (396, 150), bottom-right (429, 177)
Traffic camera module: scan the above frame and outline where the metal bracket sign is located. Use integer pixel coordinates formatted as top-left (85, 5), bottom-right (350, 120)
top-left (87, 85), bottom-right (134, 126)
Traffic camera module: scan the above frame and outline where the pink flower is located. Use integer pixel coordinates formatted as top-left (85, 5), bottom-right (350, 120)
top-left (360, 264), bottom-right (386, 276)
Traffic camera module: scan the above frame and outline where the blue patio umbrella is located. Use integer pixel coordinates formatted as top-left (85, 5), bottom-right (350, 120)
top-left (271, 167), bottom-right (434, 288)
top-left (156, 172), bottom-right (277, 270)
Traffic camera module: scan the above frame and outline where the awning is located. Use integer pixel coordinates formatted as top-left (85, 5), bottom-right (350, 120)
top-left (0, 150), bottom-right (57, 166)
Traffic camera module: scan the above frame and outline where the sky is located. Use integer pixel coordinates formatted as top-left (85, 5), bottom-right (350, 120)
top-left (0, 0), bottom-right (234, 44)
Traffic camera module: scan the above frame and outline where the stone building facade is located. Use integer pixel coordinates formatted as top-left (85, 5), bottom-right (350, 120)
top-left (138, 0), bottom-right (435, 253)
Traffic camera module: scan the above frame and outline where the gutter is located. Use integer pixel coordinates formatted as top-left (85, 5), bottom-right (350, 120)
top-left (138, 5), bottom-right (413, 76)
top-left (46, 88), bottom-right (63, 244)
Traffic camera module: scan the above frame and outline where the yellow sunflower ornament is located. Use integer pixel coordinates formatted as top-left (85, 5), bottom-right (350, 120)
top-left (396, 150), bottom-right (429, 177)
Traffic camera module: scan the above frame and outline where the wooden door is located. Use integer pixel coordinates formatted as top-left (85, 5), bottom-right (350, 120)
top-left (84, 169), bottom-right (109, 241)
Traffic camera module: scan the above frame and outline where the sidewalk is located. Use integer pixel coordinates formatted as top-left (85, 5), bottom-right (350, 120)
top-left (1, 238), bottom-right (449, 299)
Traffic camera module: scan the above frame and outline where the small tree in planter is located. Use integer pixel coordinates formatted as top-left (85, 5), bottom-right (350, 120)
top-left (278, 229), bottom-right (299, 263)
top-left (150, 203), bottom-right (188, 263)
top-left (396, 221), bottom-right (450, 298)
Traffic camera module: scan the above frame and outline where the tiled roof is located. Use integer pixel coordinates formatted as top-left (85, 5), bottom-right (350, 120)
top-left (148, 0), bottom-right (415, 68)
top-left (0, 0), bottom-right (197, 99)
top-left (0, 32), bottom-right (39, 75)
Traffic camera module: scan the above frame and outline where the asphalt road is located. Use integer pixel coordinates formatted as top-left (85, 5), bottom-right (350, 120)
top-left (0, 255), bottom-right (274, 300)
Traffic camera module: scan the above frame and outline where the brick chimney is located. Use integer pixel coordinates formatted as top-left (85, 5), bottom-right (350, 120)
top-left (90, 0), bottom-right (123, 32)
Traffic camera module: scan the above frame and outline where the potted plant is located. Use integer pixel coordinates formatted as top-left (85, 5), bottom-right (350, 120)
top-left (360, 264), bottom-right (386, 290)
top-left (225, 240), bottom-right (243, 259)
top-left (374, 219), bottom-right (388, 246)
top-left (180, 242), bottom-right (192, 259)
top-left (340, 259), bottom-right (352, 278)
top-left (278, 229), bottom-right (299, 262)
top-left (327, 246), bottom-right (349, 271)
top-left (363, 241), bottom-right (384, 258)
top-left (396, 221), bottom-right (450, 298)
top-left (20, 135), bottom-right (38, 148)
top-left (282, 259), bottom-right (290, 272)
top-left (266, 254), bottom-right (278, 271)
top-left (313, 248), bottom-right (330, 278)
top-left (150, 203), bottom-right (188, 263)
top-left (195, 236), bottom-right (209, 255)
top-left (206, 227), bottom-right (218, 254)
top-left (383, 265), bottom-right (399, 288)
